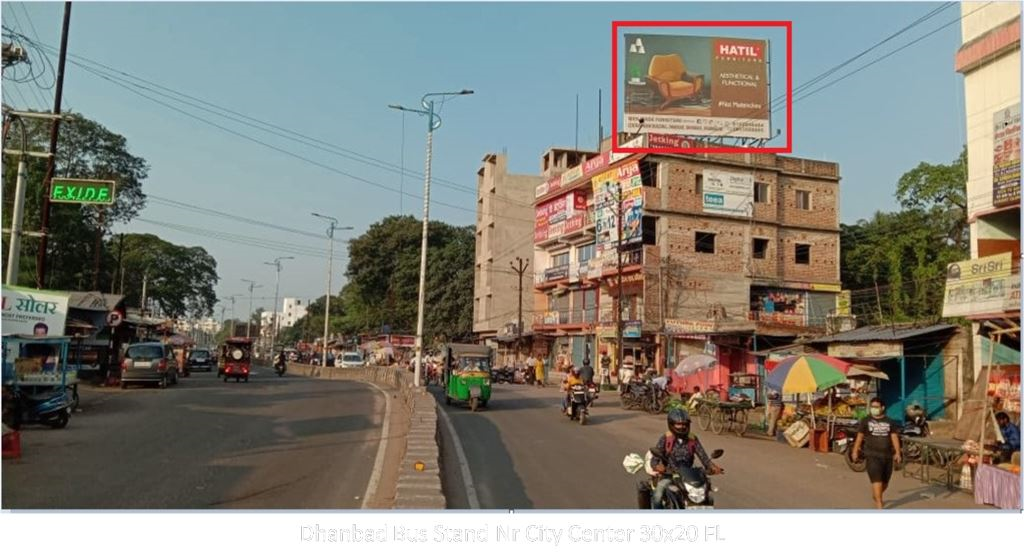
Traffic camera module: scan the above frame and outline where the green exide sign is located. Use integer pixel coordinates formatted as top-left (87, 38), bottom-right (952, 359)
top-left (50, 179), bottom-right (116, 205)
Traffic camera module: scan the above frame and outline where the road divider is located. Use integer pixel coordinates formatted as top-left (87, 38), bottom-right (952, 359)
top-left (286, 363), bottom-right (444, 509)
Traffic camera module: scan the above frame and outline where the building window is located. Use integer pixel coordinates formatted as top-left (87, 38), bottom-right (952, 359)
top-left (695, 174), bottom-right (703, 197)
top-left (695, 232), bottom-right (716, 254)
top-left (796, 190), bottom-right (811, 210)
top-left (578, 243), bottom-right (596, 263)
top-left (642, 216), bottom-right (658, 245)
top-left (552, 252), bottom-right (570, 267)
top-left (795, 243), bottom-right (811, 264)
top-left (753, 238), bottom-right (769, 259)
top-left (640, 160), bottom-right (659, 187)
top-left (755, 182), bottom-right (770, 203)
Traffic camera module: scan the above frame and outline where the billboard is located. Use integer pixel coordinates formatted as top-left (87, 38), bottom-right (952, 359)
top-left (942, 253), bottom-right (1019, 317)
top-left (624, 33), bottom-right (770, 139)
top-left (535, 191), bottom-right (588, 243)
top-left (702, 169), bottom-right (754, 216)
top-left (993, 102), bottom-right (1020, 208)
top-left (2, 286), bottom-right (70, 337)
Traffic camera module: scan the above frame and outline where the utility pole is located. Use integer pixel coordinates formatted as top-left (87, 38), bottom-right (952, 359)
top-left (92, 208), bottom-right (105, 290)
top-left (313, 214), bottom-right (352, 370)
top-left (36, 2), bottom-right (73, 289)
top-left (389, 88), bottom-right (473, 388)
top-left (264, 256), bottom-right (293, 359)
top-left (3, 111), bottom-right (58, 286)
top-left (241, 279), bottom-right (261, 339)
top-left (659, 257), bottom-right (668, 375)
top-left (615, 185), bottom-right (624, 385)
top-left (510, 257), bottom-right (530, 361)
top-left (140, 271), bottom-right (148, 318)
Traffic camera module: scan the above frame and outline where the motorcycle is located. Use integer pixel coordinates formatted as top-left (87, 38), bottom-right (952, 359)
top-left (494, 366), bottom-right (515, 384)
top-left (274, 358), bottom-right (287, 377)
top-left (833, 421), bottom-right (866, 472)
top-left (565, 383), bottom-right (591, 425)
top-left (624, 447), bottom-right (725, 509)
top-left (3, 386), bottom-right (73, 430)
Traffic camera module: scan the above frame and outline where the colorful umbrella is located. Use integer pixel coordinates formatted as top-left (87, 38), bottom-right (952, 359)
top-left (765, 354), bottom-right (849, 393)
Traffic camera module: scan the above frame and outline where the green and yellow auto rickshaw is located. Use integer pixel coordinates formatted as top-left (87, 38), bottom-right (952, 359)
top-left (441, 343), bottom-right (493, 411)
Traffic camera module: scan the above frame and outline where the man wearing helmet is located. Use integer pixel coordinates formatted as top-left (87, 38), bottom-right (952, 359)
top-left (561, 364), bottom-right (584, 414)
top-left (646, 409), bottom-right (723, 509)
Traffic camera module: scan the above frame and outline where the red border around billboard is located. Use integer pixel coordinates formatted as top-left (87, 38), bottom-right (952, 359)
top-left (612, 20), bottom-right (793, 155)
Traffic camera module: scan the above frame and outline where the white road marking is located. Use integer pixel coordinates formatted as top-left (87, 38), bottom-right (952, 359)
top-left (437, 406), bottom-right (481, 509)
top-left (361, 382), bottom-right (392, 509)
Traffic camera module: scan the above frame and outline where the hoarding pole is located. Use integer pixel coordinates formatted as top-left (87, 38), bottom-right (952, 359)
top-left (36, 2), bottom-right (73, 289)
top-left (4, 156), bottom-right (28, 286)
top-left (511, 257), bottom-right (529, 361)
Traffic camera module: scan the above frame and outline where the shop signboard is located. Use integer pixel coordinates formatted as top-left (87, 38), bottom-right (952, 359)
top-left (623, 321), bottom-right (642, 339)
top-left (836, 290), bottom-right (851, 316)
top-left (535, 135), bottom-right (647, 199)
top-left (1, 286), bottom-right (70, 337)
top-left (702, 169), bottom-right (753, 217)
top-left (535, 191), bottom-right (589, 243)
top-left (593, 162), bottom-right (644, 256)
top-left (942, 273), bottom-right (1021, 318)
top-left (623, 34), bottom-right (770, 139)
top-left (50, 178), bottom-right (116, 205)
top-left (664, 319), bottom-right (716, 335)
top-left (945, 252), bottom-right (1012, 284)
top-left (993, 102), bottom-right (1021, 208)
top-left (544, 266), bottom-right (570, 282)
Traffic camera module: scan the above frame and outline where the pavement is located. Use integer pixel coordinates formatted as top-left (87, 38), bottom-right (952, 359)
top-left (434, 383), bottom-right (988, 510)
top-left (2, 366), bottom-right (386, 509)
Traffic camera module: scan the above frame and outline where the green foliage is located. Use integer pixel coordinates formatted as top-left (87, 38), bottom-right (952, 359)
top-left (116, 233), bottom-right (219, 318)
top-left (841, 149), bottom-right (969, 323)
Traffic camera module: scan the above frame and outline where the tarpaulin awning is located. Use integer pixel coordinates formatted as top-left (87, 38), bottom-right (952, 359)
top-left (981, 336), bottom-right (1020, 366)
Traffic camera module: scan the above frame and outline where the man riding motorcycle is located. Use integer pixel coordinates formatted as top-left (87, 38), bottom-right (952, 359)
top-left (644, 409), bottom-right (724, 509)
top-left (561, 365), bottom-right (585, 413)
top-left (275, 351), bottom-right (287, 372)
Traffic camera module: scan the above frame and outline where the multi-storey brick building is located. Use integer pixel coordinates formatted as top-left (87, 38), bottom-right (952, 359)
top-left (531, 134), bottom-right (841, 376)
top-left (473, 153), bottom-right (545, 352)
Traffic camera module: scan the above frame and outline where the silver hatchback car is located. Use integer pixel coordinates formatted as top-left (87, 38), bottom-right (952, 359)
top-left (121, 342), bottom-right (179, 389)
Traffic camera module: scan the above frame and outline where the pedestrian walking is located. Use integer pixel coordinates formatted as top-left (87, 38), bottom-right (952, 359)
top-left (766, 390), bottom-right (783, 437)
top-left (852, 397), bottom-right (902, 509)
top-left (600, 350), bottom-right (612, 387)
top-left (534, 356), bottom-right (545, 387)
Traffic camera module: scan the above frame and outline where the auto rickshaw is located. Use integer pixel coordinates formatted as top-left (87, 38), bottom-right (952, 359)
top-left (220, 337), bottom-right (253, 383)
top-left (441, 343), bottom-right (493, 411)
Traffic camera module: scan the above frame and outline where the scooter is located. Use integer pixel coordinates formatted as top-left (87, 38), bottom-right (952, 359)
top-left (4, 386), bottom-right (73, 429)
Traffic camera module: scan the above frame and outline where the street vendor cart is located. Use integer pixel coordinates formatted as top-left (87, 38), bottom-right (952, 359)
top-left (2, 335), bottom-right (76, 429)
top-left (694, 394), bottom-right (754, 436)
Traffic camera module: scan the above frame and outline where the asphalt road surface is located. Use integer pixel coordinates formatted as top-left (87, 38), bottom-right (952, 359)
top-left (436, 384), bottom-right (987, 510)
top-left (2, 366), bottom-right (385, 509)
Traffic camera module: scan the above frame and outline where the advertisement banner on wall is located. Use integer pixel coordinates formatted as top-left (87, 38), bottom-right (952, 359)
top-left (993, 102), bottom-right (1021, 208)
top-left (593, 162), bottom-right (644, 260)
top-left (623, 321), bottom-right (642, 339)
top-left (535, 135), bottom-right (647, 199)
top-left (535, 191), bottom-right (590, 243)
top-left (702, 169), bottom-right (753, 216)
top-left (623, 34), bottom-right (770, 139)
top-left (1, 286), bottom-right (70, 337)
top-left (836, 290), bottom-right (851, 316)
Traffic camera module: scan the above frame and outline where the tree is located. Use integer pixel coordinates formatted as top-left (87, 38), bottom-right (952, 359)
top-left (340, 215), bottom-right (475, 343)
top-left (117, 233), bottom-right (219, 318)
top-left (841, 149), bottom-right (969, 323)
top-left (2, 111), bottom-right (149, 290)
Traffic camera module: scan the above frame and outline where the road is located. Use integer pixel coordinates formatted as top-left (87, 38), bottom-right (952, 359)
top-left (436, 384), bottom-right (987, 510)
top-left (2, 366), bottom-right (385, 509)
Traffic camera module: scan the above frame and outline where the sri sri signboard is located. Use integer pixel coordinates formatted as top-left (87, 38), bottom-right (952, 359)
top-left (993, 102), bottom-right (1021, 208)
top-left (50, 179), bottom-right (116, 205)
top-left (702, 169), bottom-right (753, 216)
top-left (1, 286), bottom-right (70, 336)
top-left (623, 34), bottom-right (770, 139)
top-left (942, 253), bottom-right (1020, 317)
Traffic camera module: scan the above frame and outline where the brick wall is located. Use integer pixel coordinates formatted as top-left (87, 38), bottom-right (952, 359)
top-left (777, 228), bottom-right (840, 284)
top-left (778, 174), bottom-right (839, 231)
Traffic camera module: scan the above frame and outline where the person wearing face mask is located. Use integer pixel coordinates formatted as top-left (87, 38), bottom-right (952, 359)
top-left (852, 397), bottom-right (902, 509)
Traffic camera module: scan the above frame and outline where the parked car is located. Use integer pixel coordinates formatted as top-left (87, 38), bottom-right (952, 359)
top-left (121, 342), bottom-right (179, 389)
top-left (338, 352), bottom-right (366, 368)
top-left (188, 348), bottom-right (215, 372)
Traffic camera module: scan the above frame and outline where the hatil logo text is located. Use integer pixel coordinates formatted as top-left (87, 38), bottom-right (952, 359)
top-left (717, 42), bottom-right (762, 59)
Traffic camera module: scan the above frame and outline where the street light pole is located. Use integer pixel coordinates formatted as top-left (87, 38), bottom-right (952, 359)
top-left (389, 89), bottom-right (473, 387)
top-left (264, 256), bottom-right (293, 360)
top-left (241, 279), bottom-right (261, 339)
top-left (312, 213), bottom-right (353, 369)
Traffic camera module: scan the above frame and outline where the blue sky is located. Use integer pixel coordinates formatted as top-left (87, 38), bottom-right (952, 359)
top-left (3, 1), bottom-right (968, 314)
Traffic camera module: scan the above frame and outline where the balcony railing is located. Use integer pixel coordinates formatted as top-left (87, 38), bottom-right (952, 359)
top-left (532, 309), bottom-right (598, 327)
